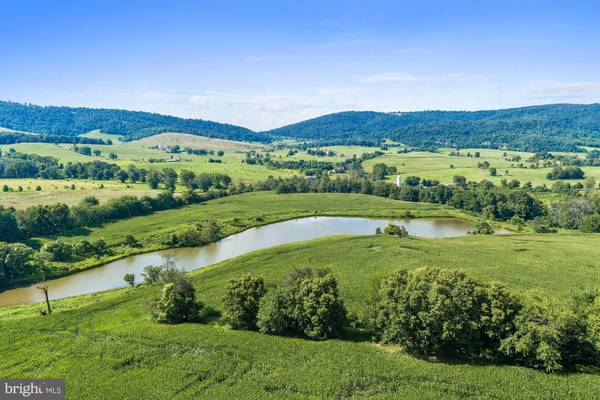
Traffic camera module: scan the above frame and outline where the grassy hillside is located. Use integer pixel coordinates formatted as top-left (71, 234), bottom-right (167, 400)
top-left (265, 104), bottom-right (600, 151)
top-left (362, 148), bottom-right (600, 185)
top-left (132, 132), bottom-right (265, 150)
top-left (2, 233), bottom-right (599, 399)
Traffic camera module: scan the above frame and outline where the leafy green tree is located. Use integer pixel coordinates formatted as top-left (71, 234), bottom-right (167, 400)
top-left (470, 220), bottom-right (494, 235)
top-left (123, 273), bottom-right (135, 287)
top-left (152, 275), bottom-right (202, 324)
top-left (222, 274), bottom-right (266, 330)
top-left (257, 286), bottom-right (296, 335)
top-left (580, 214), bottom-right (600, 233)
top-left (500, 291), bottom-right (589, 372)
top-left (383, 223), bottom-right (408, 237)
top-left (374, 268), bottom-right (519, 359)
top-left (293, 273), bottom-right (347, 340)
top-left (147, 170), bottom-right (161, 189)
top-left (162, 168), bottom-right (178, 191)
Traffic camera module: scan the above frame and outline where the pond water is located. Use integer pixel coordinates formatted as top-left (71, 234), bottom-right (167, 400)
top-left (0, 216), bottom-right (511, 307)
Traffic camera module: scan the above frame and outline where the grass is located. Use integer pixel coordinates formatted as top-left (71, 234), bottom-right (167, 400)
top-left (0, 141), bottom-right (295, 182)
top-left (0, 178), bottom-right (160, 208)
top-left (131, 132), bottom-right (265, 150)
top-left (362, 148), bottom-right (600, 186)
top-left (1, 233), bottom-right (599, 399)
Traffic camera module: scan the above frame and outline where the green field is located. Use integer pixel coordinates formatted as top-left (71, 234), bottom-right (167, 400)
top-left (362, 148), bottom-right (600, 186)
top-left (0, 178), bottom-right (161, 209)
top-left (2, 232), bottom-right (599, 399)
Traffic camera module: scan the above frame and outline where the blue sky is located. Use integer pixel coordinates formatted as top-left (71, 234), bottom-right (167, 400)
top-left (1, 0), bottom-right (600, 130)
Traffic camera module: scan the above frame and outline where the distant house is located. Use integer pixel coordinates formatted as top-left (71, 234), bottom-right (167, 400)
top-left (166, 155), bottom-right (182, 162)
top-left (396, 176), bottom-right (401, 187)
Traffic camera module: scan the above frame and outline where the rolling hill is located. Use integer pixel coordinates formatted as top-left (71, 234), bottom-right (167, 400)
top-left (264, 104), bottom-right (600, 151)
top-left (0, 101), bottom-right (269, 143)
top-left (3, 101), bottom-right (600, 151)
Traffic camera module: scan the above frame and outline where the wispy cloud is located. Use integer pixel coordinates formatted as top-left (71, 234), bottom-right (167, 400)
top-left (357, 72), bottom-right (491, 84)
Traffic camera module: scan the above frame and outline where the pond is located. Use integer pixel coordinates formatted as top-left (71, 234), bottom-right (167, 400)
top-left (0, 216), bottom-right (512, 307)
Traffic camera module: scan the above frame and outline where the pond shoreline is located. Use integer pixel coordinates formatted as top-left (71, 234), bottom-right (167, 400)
top-left (0, 214), bottom-right (514, 307)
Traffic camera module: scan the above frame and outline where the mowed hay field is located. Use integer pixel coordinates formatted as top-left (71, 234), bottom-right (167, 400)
top-left (131, 132), bottom-right (265, 150)
top-left (362, 148), bottom-right (600, 186)
top-left (2, 233), bottom-right (600, 399)
top-left (0, 178), bottom-right (160, 209)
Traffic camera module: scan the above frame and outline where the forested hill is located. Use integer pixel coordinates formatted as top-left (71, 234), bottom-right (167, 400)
top-left (264, 104), bottom-right (600, 151)
top-left (0, 101), bottom-right (269, 143)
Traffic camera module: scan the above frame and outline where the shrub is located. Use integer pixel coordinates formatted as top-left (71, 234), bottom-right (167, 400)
top-left (42, 240), bottom-right (73, 261)
top-left (124, 234), bottom-right (141, 248)
top-left (383, 223), bottom-right (408, 237)
top-left (222, 274), bottom-right (266, 330)
top-left (500, 291), bottom-right (589, 372)
top-left (293, 273), bottom-right (347, 340)
top-left (470, 220), bottom-right (494, 235)
top-left (257, 286), bottom-right (296, 335)
top-left (142, 265), bottom-right (163, 284)
top-left (580, 214), bottom-right (600, 233)
top-left (174, 225), bottom-right (204, 247)
top-left (152, 275), bottom-right (202, 324)
top-left (123, 273), bottom-right (135, 287)
top-left (589, 295), bottom-right (600, 350)
top-left (374, 268), bottom-right (519, 359)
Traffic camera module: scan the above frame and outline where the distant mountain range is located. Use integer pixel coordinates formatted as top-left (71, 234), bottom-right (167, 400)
top-left (2, 101), bottom-right (600, 151)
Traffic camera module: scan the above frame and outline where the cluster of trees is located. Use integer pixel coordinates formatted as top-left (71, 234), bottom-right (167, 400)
top-left (274, 174), bottom-right (545, 222)
top-left (0, 131), bottom-right (107, 145)
top-left (546, 166), bottom-right (585, 180)
top-left (147, 262), bottom-right (600, 373)
top-left (222, 268), bottom-right (347, 340)
top-left (0, 189), bottom-right (228, 243)
top-left (265, 105), bottom-right (600, 152)
top-left (548, 192), bottom-right (600, 232)
top-left (0, 238), bottom-right (112, 289)
top-left (374, 267), bottom-right (600, 372)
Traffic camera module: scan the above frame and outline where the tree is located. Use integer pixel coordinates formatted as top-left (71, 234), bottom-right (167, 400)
top-left (588, 295), bottom-right (600, 351)
top-left (0, 242), bottom-right (34, 289)
top-left (374, 268), bottom-right (519, 359)
top-left (222, 274), bottom-right (266, 330)
top-left (147, 170), bottom-right (161, 189)
top-left (179, 169), bottom-right (196, 189)
top-left (124, 234), bottom-right (140, 248)
top-left (152, 275), bottom-right (202, 324)
top-left (31, 252), bottom-right (53, 315)
top-left (383, 223), bottom-right (408, 237)
top-left (257, 286), bottom-right (296, 335)
top-left (500, 291), bottom-right (588, 372)
top-left (293, 273), bottom-right (347, 339)
top-left (470, 220), bottom-right (494, 235)
top-left (162, 168), bottom-right (178, 191)
top-left (123, 273), bottom-right (135, 287)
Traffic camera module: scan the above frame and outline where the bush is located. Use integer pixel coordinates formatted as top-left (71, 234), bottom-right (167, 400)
top-left (42, 240), bottom-right (73, 261)
top-left (374, 268), bottom-right (519, 359)
top-left (470, 220), bottom-right (494, 235)
top-left (174, 225), bottom-right (204, 247)
top-left (142, 265), bottom-right (163, 284)
top-left (580, 214), bottom-right (600, 233)
top-left (500, 291), bottom-right (589, 372)
top-left (293, 273), bottom-right (347, 339)
top-left (257, 286), bottom-right (296, 335)
top-left (589, 295), bottom-right (600, 350)
top-left (152, 274), bottom-right (202, 324)
top-left (383, 223), bottom-right (408, 237)
top-left (222, 274), bottom-right (266, 330)
top-left (123, 273), bottom-right (135, 287)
